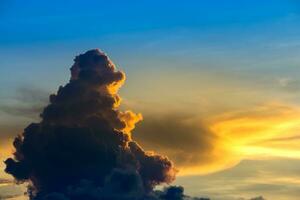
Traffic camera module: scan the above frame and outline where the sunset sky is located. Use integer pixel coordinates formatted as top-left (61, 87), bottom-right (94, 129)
top-left (1, 1), bottom-right (300, 200)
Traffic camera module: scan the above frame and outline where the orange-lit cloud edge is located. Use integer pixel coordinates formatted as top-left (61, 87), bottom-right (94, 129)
top-left (178, 101), bottom-right (300, 176)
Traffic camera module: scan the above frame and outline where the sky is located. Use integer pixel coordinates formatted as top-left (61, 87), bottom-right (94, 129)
top-left (1, 0), bottom-right (300, 199)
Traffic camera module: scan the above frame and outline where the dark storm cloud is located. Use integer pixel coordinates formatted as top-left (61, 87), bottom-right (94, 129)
top-left (155, 186), bottom-right (211, 200)
top-left (4, 49), bottom-right (180, 200)
top-left (133, 114), bottom-right (217, 166)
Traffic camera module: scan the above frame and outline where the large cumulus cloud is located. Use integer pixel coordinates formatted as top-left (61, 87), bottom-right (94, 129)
top-left (4, 49), bottom-right (179, 200)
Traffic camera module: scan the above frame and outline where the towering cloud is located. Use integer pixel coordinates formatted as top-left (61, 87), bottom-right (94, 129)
top-left (4, 49), bottom-right (178, 200)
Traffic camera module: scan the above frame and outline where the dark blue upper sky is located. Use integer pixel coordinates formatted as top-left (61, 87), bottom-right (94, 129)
top-left (1, 0), bottom-right (298, 44)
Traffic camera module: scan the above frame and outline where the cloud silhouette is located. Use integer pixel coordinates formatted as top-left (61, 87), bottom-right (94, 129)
top-left (4, 49), bottom-right (179, 200)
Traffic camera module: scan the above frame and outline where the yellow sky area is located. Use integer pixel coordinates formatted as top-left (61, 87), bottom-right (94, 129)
top-left (205, 102), bottom-right (300, 172)
top-left (0, 140), bottom-right (15, 180)
top-left (175, 102), bottom-right (300, 176)
top-left (250, 176), bottom-right (300, 186)
top-left (178, 150), bottom-right (241, 176)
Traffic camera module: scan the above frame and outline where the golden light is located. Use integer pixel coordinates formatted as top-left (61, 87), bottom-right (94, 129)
top-left (211, 102), bottom-right (300, 162)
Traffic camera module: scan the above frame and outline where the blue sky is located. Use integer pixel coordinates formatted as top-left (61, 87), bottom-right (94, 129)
top-left (1, 1), bottom-right (297, 44)
top-left (2, 1), bottom-right (300, 200)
